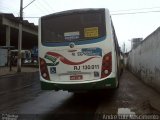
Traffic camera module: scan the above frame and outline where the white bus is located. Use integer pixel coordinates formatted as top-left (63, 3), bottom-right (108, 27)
top-left (39, 8), bottom-right (122, 92)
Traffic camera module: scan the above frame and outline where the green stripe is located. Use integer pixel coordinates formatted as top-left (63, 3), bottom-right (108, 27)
top-left (40, 77), bottom-right (117, 91)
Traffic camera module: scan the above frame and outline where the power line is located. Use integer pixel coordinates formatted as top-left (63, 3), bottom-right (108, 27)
top-left (24, 9), bottom-right (160, 18)
top-left (23, 0), bottom-right (36, 10)
top-left (111, 10), bottom-right (160, 15)
top-left (45, 0), bottom-right (54, 12)
top-left (24, 17), bottom-right (39, 18)
top-left (2, 5), bottom-right (160, 19)
top-left (37, 0), bottom-right (51, 13)
top-left (111, 6), bottom-right (160, 13)
top-left (40, 0), bottom-right (53, 13)
top-left (33, 2), bottom-right (47, 15)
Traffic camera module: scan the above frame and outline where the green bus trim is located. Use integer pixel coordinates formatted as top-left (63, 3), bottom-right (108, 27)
top-left (40, 77), bottom-right (117, 91)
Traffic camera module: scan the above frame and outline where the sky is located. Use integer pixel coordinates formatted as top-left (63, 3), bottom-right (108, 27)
top-left (1, 0), bottom-right (160, 52)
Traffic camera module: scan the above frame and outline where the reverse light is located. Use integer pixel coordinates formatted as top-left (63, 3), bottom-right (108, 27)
top-left (39, 58), bottom-right (50, 80)
top-left (42, 73), bottom-right (47, 78)
top-left (101, 52), bottom-right (112, 78)
top-left (104, 70), bottom-right (109, 74)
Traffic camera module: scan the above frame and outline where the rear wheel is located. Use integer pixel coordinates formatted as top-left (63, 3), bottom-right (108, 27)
top-left (115, 66), bottom-right (120, 88)
top-left (115, 74), bottom-right (119, 88)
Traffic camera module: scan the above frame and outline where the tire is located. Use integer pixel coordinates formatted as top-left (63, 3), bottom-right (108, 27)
top-left (115, 66), bottom-right (120, 88)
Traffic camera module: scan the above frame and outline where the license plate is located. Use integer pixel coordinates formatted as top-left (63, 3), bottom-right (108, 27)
top-left (70, 75), bottom-right (83, 80)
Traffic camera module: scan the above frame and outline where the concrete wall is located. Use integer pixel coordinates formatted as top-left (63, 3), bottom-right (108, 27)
top-left (0, 48), bottom-right (8, 66)
top-left (128, 27), bottom-right (160, 92)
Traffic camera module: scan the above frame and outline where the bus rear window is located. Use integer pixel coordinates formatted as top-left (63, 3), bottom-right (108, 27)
top-left (41, 9), bottom-right (106, 43)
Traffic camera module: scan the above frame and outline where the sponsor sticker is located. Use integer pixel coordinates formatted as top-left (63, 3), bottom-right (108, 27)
top-left (81, 48), bottom-right (102, 56)
top-left (44, 54), bottom-right (59, 66)
top-left (84, 27), bottom-right (99, 38)
top-left (64, 31), bottom-right (80, 41)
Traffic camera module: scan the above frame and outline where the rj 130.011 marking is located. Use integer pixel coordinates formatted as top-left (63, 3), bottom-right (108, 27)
top-left (74, 65), bottom-right (99, 70)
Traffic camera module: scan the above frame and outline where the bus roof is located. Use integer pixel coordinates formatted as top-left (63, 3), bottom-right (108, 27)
top-left (40, 8), bottom-right (108, 20)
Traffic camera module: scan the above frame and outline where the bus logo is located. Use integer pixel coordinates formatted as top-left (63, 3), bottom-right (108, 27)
top-left (69, 42), bottom-right (75, 48)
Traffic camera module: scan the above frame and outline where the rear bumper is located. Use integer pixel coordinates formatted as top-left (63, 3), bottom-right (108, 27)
top-left (40, 77), bottom-right (117, 91)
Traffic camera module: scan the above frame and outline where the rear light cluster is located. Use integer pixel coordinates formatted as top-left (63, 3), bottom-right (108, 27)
top-left (101, 52), bottom-right (112, 78)
top-left (39, 58), bottom-right (50, 80)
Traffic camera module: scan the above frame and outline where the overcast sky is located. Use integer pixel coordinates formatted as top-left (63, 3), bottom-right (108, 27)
top-left (1, 0), bottom-right (160, 51)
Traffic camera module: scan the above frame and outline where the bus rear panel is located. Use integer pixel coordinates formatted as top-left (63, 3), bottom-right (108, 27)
top-left (39, 8), bottom-right (119, 91)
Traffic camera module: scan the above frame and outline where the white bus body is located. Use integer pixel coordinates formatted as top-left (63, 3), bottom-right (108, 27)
top-left (39, 8), bottom-right (121, 91)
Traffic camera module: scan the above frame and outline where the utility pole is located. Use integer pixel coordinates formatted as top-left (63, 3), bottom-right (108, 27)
top-left (122, 42), bottom-right (126, 53)
top-left (17, 0), bottom-right (23, 72)
top-left (17, 0), bottom-right (36, 72)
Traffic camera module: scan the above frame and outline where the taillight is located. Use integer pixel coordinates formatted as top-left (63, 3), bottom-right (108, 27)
top-left (39, 58), bottom-right (50, 80)
top-left (101, 52), bottom-right (112, 78)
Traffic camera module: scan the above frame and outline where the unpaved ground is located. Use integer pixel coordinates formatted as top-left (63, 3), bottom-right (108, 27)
top-left (96, 70), bottom-right (160, 117)
top-left (0, 70), bottom-right (160, 120)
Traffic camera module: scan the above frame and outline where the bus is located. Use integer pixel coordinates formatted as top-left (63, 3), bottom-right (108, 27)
top-left (39, 8), bottom-right (122, 92)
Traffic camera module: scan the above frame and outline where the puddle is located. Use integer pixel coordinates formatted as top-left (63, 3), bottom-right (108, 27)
top-left (118, 108), bottom-right (135, 114)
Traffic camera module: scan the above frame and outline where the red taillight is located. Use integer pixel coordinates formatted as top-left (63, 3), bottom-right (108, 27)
top-left (101, 52), bottom-right (112, 78)
top-left (39, 58), bottom-right (50, 80)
